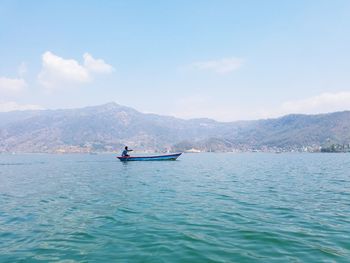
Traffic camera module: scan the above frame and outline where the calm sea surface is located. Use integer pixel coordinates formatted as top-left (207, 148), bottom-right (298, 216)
top-left (0, 153), bottom-right (349, 262)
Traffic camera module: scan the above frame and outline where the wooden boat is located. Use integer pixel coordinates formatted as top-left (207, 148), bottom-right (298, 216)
top-left (117, 153), bottom-right (182, 161)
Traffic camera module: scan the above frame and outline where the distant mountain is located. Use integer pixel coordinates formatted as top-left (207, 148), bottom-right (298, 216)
top-left (0, 102), bottom-right (349, 153)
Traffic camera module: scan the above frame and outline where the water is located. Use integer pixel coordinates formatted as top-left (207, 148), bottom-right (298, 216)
top-left (0, 153), bottom-right (349, 262)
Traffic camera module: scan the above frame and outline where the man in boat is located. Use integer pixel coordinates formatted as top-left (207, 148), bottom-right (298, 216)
top-left (122, 146), bottom-right (133, 157)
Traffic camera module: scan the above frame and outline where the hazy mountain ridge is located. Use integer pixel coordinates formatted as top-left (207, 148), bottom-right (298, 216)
top-left (0, 103), bottom-right (349, 153)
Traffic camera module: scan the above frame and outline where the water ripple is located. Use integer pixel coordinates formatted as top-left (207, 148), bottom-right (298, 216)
top-left (0, 153), bottom-right (349, 262)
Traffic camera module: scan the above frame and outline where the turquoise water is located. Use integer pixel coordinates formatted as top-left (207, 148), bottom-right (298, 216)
top-left (0, 153), bottom-right (349, 262)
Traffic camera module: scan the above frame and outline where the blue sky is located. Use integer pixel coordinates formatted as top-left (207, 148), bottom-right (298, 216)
top-left (1, 0), bottom-right (350, 121)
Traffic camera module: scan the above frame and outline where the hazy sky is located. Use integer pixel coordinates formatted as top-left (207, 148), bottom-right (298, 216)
top-left (1, 0), bottom-right (350, 121)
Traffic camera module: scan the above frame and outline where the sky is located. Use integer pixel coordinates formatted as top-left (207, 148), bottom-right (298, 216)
top-left (1, 0), bottom-right (350, 121)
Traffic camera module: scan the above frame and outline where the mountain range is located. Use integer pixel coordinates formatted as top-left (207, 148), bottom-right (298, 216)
top-left (0, 102), bottom-right (349, 153)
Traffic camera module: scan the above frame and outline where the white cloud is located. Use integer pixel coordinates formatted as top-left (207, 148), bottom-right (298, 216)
top-left (188, 57), bottom-right (244, 74)
top-left (259, 91), bottom-right (350, 119)
top-left (38, 51), bottom-right (90, 88)
top-left (83, 53), bottom-right (114, 74)
top-left (0, 101), bottom-right (44, 112)
top-left (38, 51), bottom-right (114, 89)
top-left (281, 91), bottom-right (350, 113)
top-left (0, 77), bottom-right (27, 95)
top-left (171, 91), bottom-right (350, 122)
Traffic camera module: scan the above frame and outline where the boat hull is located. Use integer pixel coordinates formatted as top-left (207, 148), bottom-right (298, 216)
top-left (117, 153), bottom-right (182, 161)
